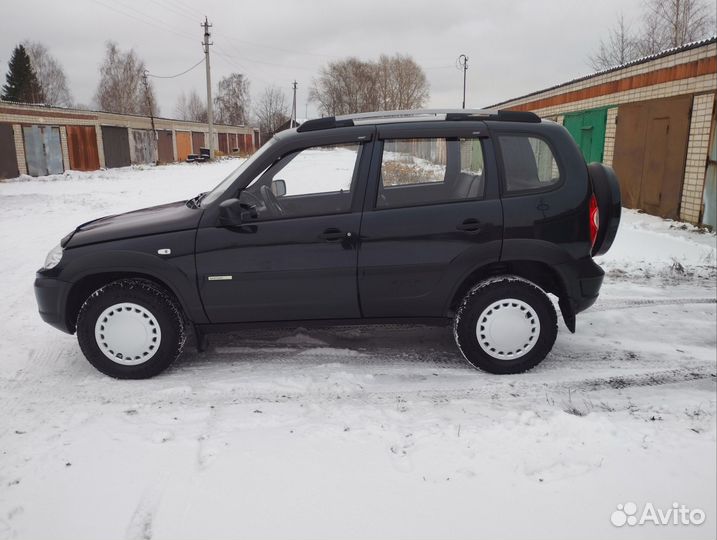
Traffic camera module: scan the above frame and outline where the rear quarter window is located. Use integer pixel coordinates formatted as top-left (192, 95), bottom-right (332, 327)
top-left (498, 135), bottom-right (561, 193)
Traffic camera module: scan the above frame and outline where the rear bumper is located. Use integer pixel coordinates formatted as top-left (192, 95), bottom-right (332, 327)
top-left (576, 266), bottom-right (604, 313)
top-left (554, 257), bottom-right (604, 332)
top-left (34, 274), bottom-right (73, 334)
top-left (555, 256), bottom-right (605, 312)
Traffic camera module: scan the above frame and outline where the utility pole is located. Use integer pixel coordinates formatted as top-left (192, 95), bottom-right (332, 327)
top-left (290, 80), bottom-right (298, 128)
top-left (458, 54), bottom-right (468, 109)
top-left (202, 17), bottom-right (214, 159)
top-left (141, 70), bottom-right (158, 163)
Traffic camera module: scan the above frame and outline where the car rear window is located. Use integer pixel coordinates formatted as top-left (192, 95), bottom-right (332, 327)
top-left (498, 135), bottom-right (560, 193)
top-left (377, 138), bottom-right (485, 209)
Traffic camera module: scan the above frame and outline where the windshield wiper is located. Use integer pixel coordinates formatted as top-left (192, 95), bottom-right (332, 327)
top-left (186, 192), bottom-right (207, 209)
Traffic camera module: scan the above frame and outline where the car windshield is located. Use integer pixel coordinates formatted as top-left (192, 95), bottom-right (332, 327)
top-left (201, 138), bottom-right (277, 205)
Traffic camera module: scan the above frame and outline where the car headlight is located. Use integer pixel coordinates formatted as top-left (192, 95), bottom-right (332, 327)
top-left (43, 243), bottom-right (64, 270)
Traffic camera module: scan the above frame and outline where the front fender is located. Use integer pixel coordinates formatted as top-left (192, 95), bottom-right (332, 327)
top-left (56, 230), bottom-right (207, 324)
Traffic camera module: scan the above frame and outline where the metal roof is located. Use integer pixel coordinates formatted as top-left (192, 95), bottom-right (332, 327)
top-left (487, 35), bottom-right (717, 108)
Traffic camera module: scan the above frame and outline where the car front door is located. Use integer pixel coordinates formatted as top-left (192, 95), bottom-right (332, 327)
top-left (357, 122), bottom-right (503, 318)
top-left (196, 133), bottom-right (373, 323)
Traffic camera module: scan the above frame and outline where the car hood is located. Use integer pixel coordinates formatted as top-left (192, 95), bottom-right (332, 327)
top-left (67, 200), bottom-right (202, 248)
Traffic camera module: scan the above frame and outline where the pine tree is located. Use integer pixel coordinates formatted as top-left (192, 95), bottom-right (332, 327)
top-left (1, 45), bottom-right (45, 104)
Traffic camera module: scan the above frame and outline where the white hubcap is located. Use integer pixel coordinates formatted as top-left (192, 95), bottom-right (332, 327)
top-left (95, 302), bottom-right (161, 365)
top-left (476, 298), bottom-right (540, 360)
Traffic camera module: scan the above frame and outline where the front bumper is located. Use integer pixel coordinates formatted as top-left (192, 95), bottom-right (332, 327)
top-left (34, 274), bottom-right (73, 334)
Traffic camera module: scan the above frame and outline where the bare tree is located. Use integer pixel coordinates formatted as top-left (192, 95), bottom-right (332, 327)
top-left (589, 15), bottom-right (639, 70)
top-left (591, 0), bottom-right (715, 69)
top-left (381, 54), bottom-right (429, 110)
top-left (311, 57), bottom-right (378, 115)
top-left (214, 73), bottom-right (250, 125)
top-left (255, 85), bottom-right (289, 139)
top-left (310, 54), bottom-right (429, 116)
top-left (646, 0), bottom-right (715, 48)
top-left (635, 8), bottom-right (669, 56)
top-left (94, 41), bottom-right (158, 116)
top-left (174, 89), bottom-right (207, 122)
top-left (22, 41), bottom-right (73, 107)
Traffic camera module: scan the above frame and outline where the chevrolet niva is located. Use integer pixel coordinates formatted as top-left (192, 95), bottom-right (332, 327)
top-left (35, 109), bottom-right (621, 378)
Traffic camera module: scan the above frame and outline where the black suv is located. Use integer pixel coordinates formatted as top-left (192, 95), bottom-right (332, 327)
top-left (34, 109), bottom-right (621, 378)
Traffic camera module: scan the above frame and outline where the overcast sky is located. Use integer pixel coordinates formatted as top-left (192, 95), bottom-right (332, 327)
top-left (1, 0), bottom-right (648, 120)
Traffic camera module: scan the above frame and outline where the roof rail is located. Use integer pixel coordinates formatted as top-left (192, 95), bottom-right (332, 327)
top-left (296, 108), bottom-right (540, 132)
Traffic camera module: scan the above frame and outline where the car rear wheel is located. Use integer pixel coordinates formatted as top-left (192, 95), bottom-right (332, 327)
top-left (454, 276), bottom-right (557, 374)
top-left (76, 279), bottom-right (186, 378)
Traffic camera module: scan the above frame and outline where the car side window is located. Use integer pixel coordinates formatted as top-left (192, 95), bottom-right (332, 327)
top-left (242, 143), bottom-right (362, 220)
top-left (377, 138), bottom-right (485, 209)
top-left (499, 135), bottom-right (560, 193)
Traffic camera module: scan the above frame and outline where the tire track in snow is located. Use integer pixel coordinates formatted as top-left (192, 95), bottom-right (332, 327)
top-left (592, 297), bottom-right (716, 312)
top-left (125, 479), bottom-right (166, 540)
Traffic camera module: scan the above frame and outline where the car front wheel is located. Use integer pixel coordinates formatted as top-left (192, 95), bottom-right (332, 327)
top-left (454, 276), bottom-right (557, 374)
top-left (76, 279), bottom-right (186, 378)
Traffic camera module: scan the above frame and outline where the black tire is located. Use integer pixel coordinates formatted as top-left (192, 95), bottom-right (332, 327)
top-left (76, 279), bottom-right (186, 379)
top-left (454, 276), bottom-right (557, 374)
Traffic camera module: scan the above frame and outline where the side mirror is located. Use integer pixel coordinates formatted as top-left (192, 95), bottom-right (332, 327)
top-left (218, 198), bottom-right (257, 226)
top-left (271, 179), bottom-right (287, 197)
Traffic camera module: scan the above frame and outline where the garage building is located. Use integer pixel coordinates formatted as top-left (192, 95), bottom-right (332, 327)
top-left (490, 37), bottom-right (716, 228)
top-left (0, 102), bottom-right (261, 180)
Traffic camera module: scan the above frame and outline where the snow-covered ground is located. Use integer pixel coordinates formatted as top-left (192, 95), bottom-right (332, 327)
top-left (0, 160), bottom-right (715, 540)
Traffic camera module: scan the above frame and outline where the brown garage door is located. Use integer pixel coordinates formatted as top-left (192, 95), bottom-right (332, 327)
top-left (612, 95), bottom-right (692, 219)
top-left (176, 131), bottom-right (192, 161)
top-left (101, 126), bottom-right (131, 168)
top-left (157, 130), bottom-right (174, 163)
top-left (217, 133), bottom-right (229, 154)
top-left (0, 123), bottom-right (19, 179)
top-left (66, 126), bottom-right (100, 171)
top-left (191, 131), bottom-right (205, 153)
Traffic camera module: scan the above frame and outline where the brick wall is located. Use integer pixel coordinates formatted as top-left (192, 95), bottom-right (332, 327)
top-left (680, 93), bottom-right (716, 223)
top-left (11, 124), bottom-right (26, 175)
top-left (492, 40), bottom-right (717, 224)
top-left (603, 107), bottom-right (618, 167)
top-left (59, 126), bottom-right (70, 170)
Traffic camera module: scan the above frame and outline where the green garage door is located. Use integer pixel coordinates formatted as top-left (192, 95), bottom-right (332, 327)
top-left (563, 108), bottom-right (609, 163)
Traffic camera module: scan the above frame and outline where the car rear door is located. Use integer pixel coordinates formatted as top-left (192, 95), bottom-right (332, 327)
top-left (357, 122), bottom-right (503, 318)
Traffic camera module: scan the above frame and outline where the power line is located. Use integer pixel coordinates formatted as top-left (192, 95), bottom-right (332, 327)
top-left (132, 0), bottom-right (341, 61)
top-left (211, 28), bottom-right (341, 60)
top-left (212, 48), bottom-right (275, 87)
top-left (147, 58), bottom-right (205, 79)
top-left (93, 0), bottom-right (196, 43)
top-left (150, 0), bottom-right (196, 20)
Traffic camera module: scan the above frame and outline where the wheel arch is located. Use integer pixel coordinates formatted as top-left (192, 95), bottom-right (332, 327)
top-left (66, 271), bottom-right (188, 334)
top-left (447, 259), bottom-right (575, 332)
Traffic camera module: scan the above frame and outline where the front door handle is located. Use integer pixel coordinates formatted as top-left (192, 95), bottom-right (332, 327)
top-left (456, 218), bottom-right (483, 232)
top-left (319, 228), bottom-right (352, 241)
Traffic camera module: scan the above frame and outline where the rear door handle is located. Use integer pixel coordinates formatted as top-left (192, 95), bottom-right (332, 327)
top-left (319, 228), bottom-right (351, 241)
top-left (456, 218), bottom-right (483, 232)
